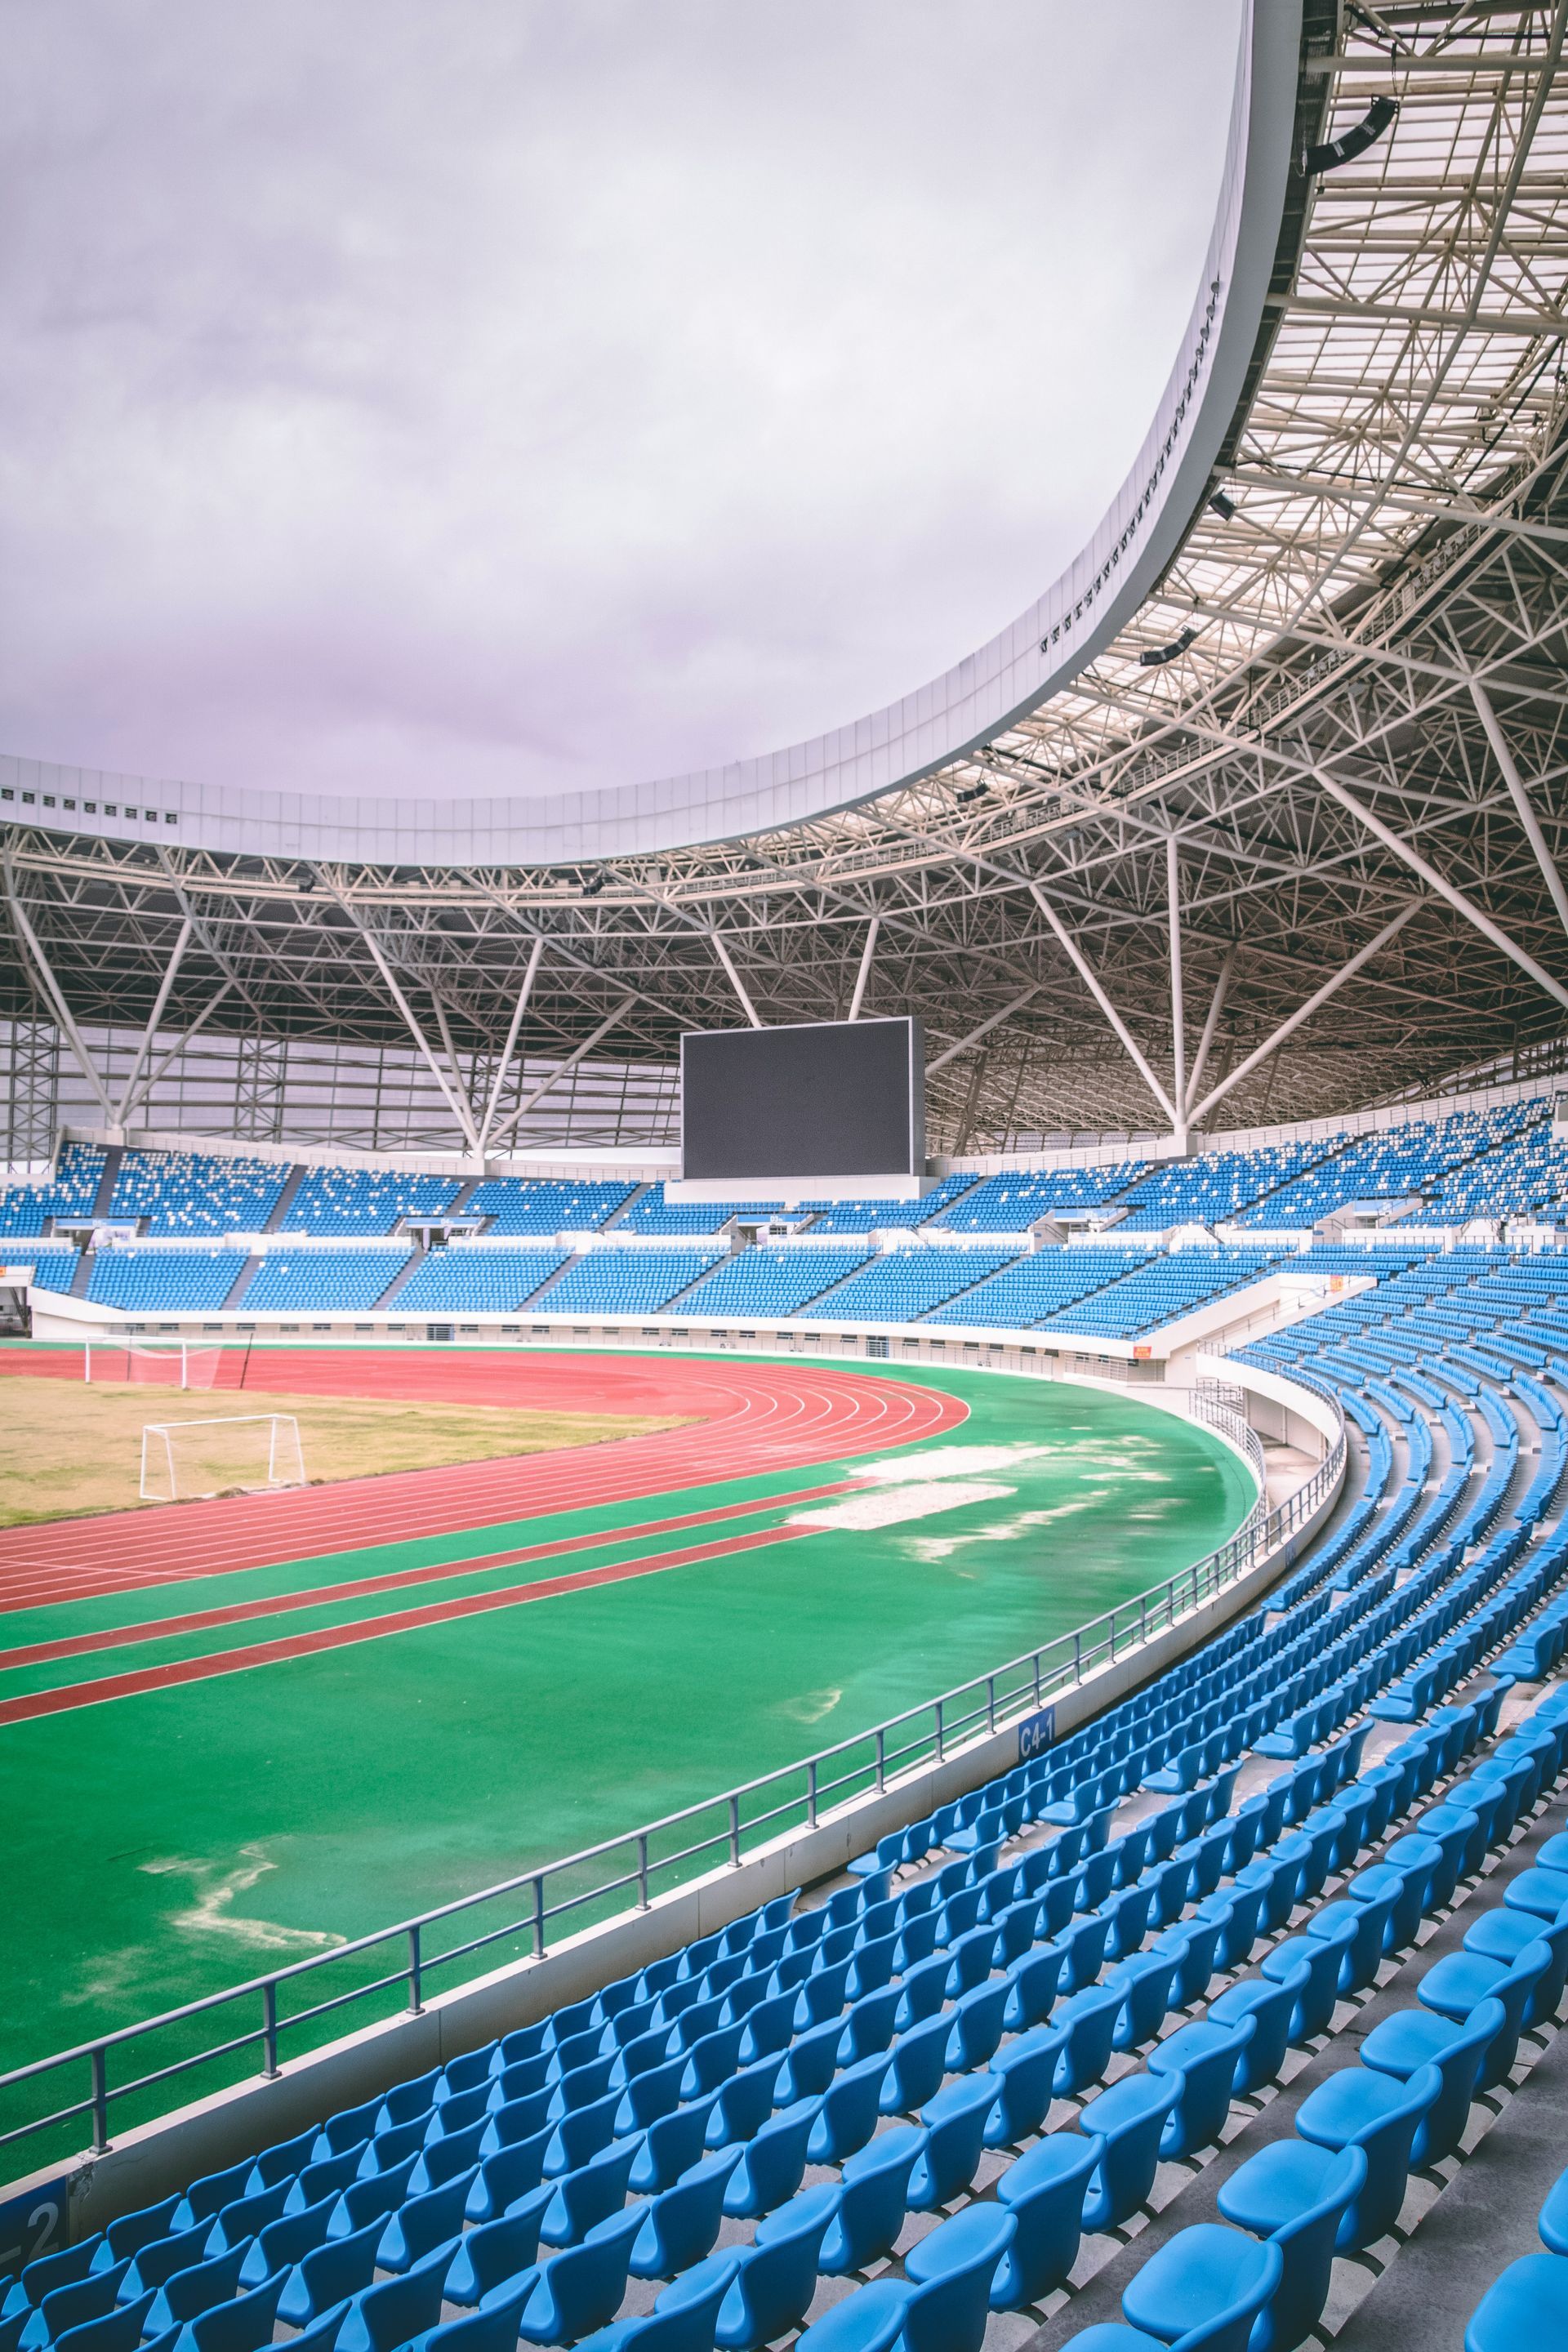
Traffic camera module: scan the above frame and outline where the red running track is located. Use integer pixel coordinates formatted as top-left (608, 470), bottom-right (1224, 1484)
top-left (0, 1350), bottom-right (966, 1607)
top-left (0, 1522), bottom-right (822, 1726)
top-left (0, 1478), bottom-right (862, 1673)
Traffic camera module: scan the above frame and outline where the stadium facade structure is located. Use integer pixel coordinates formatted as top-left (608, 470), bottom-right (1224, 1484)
top-left (4, 0), bottom-right (1568, 1167)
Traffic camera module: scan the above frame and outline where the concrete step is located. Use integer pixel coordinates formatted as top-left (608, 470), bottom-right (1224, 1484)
top-left (516, 1250), bottom-right (581, 1311)
top-left (90, 1146), bottom-right (122, 1220)
top-left (374, 1247), bottom-right (428, 1310)
top-left (262, 1165), bottom-right (306, 1233)
top-left (220, 1253), bottom-right (262, 1311)
top-left (600, 1183), bottom-right (652, 1232)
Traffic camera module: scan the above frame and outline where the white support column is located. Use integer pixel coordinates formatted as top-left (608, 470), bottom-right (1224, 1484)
top-left (122, 982), bottom-right (236, 1124)
top-left (710, 930), bottom-right (763, 1027)
top-left (2, 858), bottom-right (115, 1120)
top-left (1166, 835), bottom-right (1187, 1149)
top-left (1470, 679), bottom-right (1568, 944)
top-left (114, 920), bottom-right (193, 1123)
top-left (334, 897), bottom-right (482, 1154)
top-left (478, 938), bottom-right (544, 1157)
top-left (848, 918), bottom-right (880, 1021)
top-left (1316, 767), bottom-right (1568, 1013)
top-left (430, 996), bottom-right (480, 1151)
top-left (1187, 905), bottom-right (1419, 1127)
top-left (1183, 946), bottom-right (1235, 1119)
top-left (926, 985), bottom-right (1044, 1074)
top-left (1028, 881), bottom-right (1178, 1125)
top-left (484, 998), bottom-right (636, 1152)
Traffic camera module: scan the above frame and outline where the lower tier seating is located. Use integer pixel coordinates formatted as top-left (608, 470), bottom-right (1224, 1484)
top-left (236, 1253), bottom-right (411, 1315)
top-left (393, 1252), bottom-right (568, 1317)
top-left (13, 1281), bottom-right (1568, 2352)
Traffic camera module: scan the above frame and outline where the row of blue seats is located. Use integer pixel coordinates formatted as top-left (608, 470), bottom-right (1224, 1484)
top-left (7, 1673), bottom-right (1534, 2352)
top-left (1466, 2161), bottom-right (1568, 2345)
top-left (1035, 1686), bottom-right (1568, 2352)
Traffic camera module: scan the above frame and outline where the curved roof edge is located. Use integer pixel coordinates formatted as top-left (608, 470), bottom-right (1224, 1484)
top-left (0, 0), bottom-right (1302, 872)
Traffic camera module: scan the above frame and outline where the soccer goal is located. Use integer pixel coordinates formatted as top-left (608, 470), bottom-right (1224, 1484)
top-left (87, 1338), bottom-right (226, 1391)
top-left (140, 1414), bottom-right (306, 1502)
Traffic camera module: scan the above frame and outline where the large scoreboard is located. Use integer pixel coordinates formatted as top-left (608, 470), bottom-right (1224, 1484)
top-left (679, 1018), bottom-right (924, 1191)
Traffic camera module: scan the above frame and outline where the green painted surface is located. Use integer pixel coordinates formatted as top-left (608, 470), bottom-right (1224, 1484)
top-left (0, 1359), bottom-right (1251, 2154)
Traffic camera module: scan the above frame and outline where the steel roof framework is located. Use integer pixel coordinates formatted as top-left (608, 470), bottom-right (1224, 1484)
top-left (3, 2), bottom-right (1568, 1160)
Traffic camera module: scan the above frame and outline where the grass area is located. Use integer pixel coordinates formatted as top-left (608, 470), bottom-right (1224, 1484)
top-left (0, 1380), bottom-right (685, 1524)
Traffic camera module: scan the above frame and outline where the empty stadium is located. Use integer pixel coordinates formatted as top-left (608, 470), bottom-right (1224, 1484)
top-left (5, 6), bottom-right (1568, 2349)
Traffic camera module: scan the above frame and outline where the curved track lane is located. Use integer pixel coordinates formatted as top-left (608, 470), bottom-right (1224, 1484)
top-left (0, 1350), bottom-right (966, 1605)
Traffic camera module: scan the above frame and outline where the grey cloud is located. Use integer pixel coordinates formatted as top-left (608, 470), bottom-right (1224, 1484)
top-left (0, 0), bottom-right (1245, 803)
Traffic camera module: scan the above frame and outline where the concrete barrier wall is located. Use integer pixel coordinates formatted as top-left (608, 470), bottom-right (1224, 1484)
top-left (5, 1363), bottom-right (1343, 2241)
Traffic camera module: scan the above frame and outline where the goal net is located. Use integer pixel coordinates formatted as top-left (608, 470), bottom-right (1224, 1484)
top-left (87, 1339), bottom-right (226, 1391)
top-left (140, 1414), bottom-right (306, 1503)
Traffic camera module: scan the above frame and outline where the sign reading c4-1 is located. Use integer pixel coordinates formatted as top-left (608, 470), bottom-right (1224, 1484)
top-left (1017, 1705), bottom-right (1056, 1764)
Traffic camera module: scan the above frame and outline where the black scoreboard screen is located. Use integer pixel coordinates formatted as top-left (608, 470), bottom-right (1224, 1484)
top-left (680, 1018), bottom-right (924, 1182)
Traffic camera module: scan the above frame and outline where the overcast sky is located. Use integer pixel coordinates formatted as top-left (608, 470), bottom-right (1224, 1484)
top-left (0, 1), bottom-right (1245, 804)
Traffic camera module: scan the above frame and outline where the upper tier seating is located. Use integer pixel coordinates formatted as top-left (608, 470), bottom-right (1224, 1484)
top-left (469, 1180), bottom-right (638, 1236)
top-left (1420, 1111), bottom-right (1568, 1223)
top-left (1110, 1142), bottom-right (1339, 1232)
top-left (922, 1247), bottom-right (1151, 1329)
top-left (1036, 1247), bottom-right (1285, 1339)
top-left (390, 1249), bottom-right (569, 1317)
top-left (284, 1169), bottom-right (462, 1236)
top-left (0, 1142), bottom-right (106, 1237)
top-left (1239, 1104), bottom-right (1535, 1228)
top-left (617, 1187), bottom-right (784, 1237)
top-left (86, 1248), bottom-right (248, 1314)
top-left (237, 1251), bottom-right (411, 1314)
top-left (540, 1249), bottom-right (726, 1318)
top-left (1292, 1243), bottom-right (1432, 1279)
top-left (795, 1248), bottom-right (1019, 1324)
top-left (798, 1178), bottom-right (980, 1235)
top-left (109, 1151), bottom-right (290, 1236)
top-left (672, 1248), bottom-right (874, 1321)
top-left (618, 1179), bottom-right (980, 1239)
top-left (932, 1165), bottom-right (1148, 1232)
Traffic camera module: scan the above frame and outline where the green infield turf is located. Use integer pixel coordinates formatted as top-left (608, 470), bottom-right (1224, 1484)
top-left (0, 1356), bottom-right (1253, 2154)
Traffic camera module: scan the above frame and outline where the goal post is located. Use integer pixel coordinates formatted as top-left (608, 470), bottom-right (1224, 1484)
top-left (87, 1339), bottom-right (225, 1392)
top-left (140, 1414), bottom-right (306, 1502)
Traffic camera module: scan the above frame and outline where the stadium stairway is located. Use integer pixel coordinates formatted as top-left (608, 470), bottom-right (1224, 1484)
top-left (512, 1258), bottom-right (585, 1316)
top-left (88, 1149), bottom-right (122, 1222)
top-left (375, 1249), bottom-right (430, 1314)
top-left (220, 1255), bottom-right (264, 1312)
top-left (262, 1169), bottom-right (307, 1235)
top-left (773, 1255), bottom-right (897, 1320)
top-left (15, 1292), bottom-right (1568, 2352)
top-left (600, 1190), bottom-right (654, 1233)
top-left (509, 1254), bottom-right (584, 1314)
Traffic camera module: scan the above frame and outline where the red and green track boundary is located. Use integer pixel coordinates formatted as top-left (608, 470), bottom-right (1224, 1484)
top-left (0, 1348), bottom-right (964, 1606)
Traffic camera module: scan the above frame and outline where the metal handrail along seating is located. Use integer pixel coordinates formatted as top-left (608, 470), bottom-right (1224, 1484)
top-left (0, 1400), bottom-right (1339, 2180)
